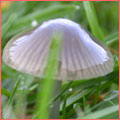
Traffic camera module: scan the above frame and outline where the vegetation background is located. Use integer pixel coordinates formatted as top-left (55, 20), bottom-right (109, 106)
top-left (1, 1), bottom-right (119, 119)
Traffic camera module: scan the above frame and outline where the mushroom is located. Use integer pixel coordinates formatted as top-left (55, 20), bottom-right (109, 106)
top-left (3, 18), bottom-right (114, 118)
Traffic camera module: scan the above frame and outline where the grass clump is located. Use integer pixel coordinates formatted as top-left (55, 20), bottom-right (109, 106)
top-left (1, 1), bottom-right (119, 119)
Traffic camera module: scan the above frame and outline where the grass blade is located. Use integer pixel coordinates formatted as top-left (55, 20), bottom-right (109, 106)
top-left (3, 75), bottom-right (22, 119)
top-left (78, 104), bottom-right (119, 119)
top-left (104, 32), bottom-right (119, 45)
top-left (50, 81), bottom-right (72, 103)
top-left (83, 1), bottom-right (104, 40)
top-left (1, 88), bottom-right (11, 97)
top-left (60, 89), bottom-right (93, 111)
top-left (1, 14), bottom-right (17, 49)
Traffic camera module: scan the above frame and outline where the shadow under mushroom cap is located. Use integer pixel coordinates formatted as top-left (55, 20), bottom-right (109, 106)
top-left (3, 18), bottom-right (114, 81)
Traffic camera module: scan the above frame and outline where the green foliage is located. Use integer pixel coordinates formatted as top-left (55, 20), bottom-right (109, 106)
top-left (1, 1), bottom-right (119, 119)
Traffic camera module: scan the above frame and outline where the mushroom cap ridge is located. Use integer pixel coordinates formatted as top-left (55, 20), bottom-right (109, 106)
top-left (3, 18), bottom-right (114, 80)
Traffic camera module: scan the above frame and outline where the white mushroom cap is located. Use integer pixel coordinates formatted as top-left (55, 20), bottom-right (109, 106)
top-left (3, 18), bottom-right (114, 81)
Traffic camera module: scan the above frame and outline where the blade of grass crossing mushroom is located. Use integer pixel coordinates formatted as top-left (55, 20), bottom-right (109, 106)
top-left (34, 32), bottom-right (62, 119)
top-left (83, 1), bottom-right (104, 40)
top-left (3, 75), bottom-right (22, 119)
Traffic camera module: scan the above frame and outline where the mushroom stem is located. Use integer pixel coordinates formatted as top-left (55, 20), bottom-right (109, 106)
top-left (49, 80), bottom-right (62, 119)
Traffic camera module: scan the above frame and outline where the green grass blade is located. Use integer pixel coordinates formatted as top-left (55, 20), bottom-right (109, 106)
top-left (34, 32), bottom-right (62, 119)
top-left (104, 32), bottom-right (119, 45)
top-left (14, 89), bottom-right (26, 118)
top-left (1, 14), bottom-right (17, 49)
top-left (1, 88), bottom-right (11, 97)
top-left (27, 83), bottom-right (39, 93)
top-left (85, 91), bottom-right (119, 114)
top-left (78, 105), bottom-right (119, 119)
top-left (3, 75), bottom-right (22, 119)
top-left (82, 91), bottom-right (88, 113)
top-left (83, 1), bottom-right (104, 40)
top-left (61, 95), bottom-right (67, 118)
top-left (60, 89), bottom-right (93, 111)
top-left (50, 81), bottom-right (72, 103)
